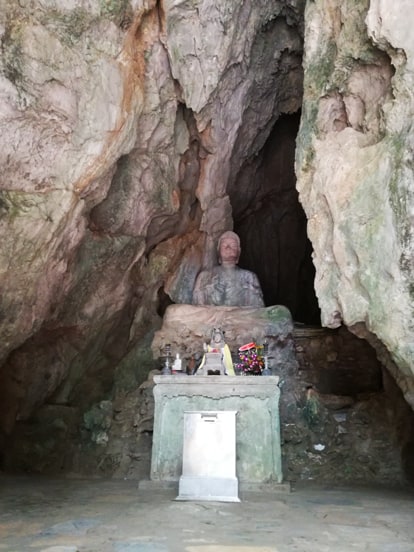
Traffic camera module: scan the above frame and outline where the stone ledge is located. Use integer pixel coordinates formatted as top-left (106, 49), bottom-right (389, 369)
top-left (239, 481), bottom-right (291, 494)
top-left (154, 375), bottom-right (280, 385)
top-left (138, 479), bottom-right (291, 494)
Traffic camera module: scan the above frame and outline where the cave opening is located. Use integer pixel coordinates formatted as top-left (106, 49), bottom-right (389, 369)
top-left (230, 112), bottom-right (320, 326)
top-left (227, 111), bottom-right (414, 486)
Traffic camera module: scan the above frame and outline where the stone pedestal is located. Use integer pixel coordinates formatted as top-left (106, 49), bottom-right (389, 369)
top-left (151, 305), bottom-right (297, 377)
top-left (150, 375), bottom-right (283, 487)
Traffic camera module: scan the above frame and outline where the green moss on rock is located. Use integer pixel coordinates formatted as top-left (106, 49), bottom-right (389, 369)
top-left (387, 135), bottom-right (411, 248)
top-left (1, 19), bottom-right (25, 88)
top-left (0, 191), bottom-right (36, 220)
top-left (114, 332), bottom-right (158, 392)
top-left (264, 305), bottom-right (292, 324)
top-left (46, 8), bottom-right (93, 45)
top-left (100, 0), bottom-right (132, 28)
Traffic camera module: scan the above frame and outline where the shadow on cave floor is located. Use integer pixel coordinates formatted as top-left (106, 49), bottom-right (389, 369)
top-left (0, 474), bottom-right (413, 552)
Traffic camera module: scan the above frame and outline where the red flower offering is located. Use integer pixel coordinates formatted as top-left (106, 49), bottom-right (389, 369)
top-left (239, 342), bottom-right (256, 351)
top-left (236, 342), bottom-right (264, 375)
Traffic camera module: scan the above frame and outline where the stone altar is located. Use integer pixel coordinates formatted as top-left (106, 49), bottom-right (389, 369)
top-left (150, 375), bottom-right (283, 486)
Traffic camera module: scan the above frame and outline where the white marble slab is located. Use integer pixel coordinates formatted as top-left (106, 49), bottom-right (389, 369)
top-left (177, 410), bottom-right (239, 502)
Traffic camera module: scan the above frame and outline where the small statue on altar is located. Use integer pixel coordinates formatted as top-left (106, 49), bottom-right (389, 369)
top-left (192, 231), bottom-right (265, 307)
top-left (195, 327), bottom-right (235, 376)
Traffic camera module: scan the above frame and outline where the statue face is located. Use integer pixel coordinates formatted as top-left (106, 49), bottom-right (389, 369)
top-left (219, 237), bottom-right (240, 264)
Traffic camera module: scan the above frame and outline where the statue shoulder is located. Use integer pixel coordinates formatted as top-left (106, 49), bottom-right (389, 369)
top-left (236, 266), bottom-right (260, 282)
top-left (196, 266), bottom-right (222, 280)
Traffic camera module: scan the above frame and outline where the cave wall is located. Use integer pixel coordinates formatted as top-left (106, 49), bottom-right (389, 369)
top-left (295, 0), bottom-right (414, 408)
top-left (0, 1), bottom-right (305, 444)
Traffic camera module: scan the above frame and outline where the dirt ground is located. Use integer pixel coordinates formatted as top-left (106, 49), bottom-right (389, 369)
top-left (1, 475), bottom-right (413, 552)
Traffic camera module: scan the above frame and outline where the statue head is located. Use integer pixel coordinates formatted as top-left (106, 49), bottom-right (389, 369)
top-left (210, 327), bottom-right (226, 347)
top-left (217, 231), bottom-right (241, 266)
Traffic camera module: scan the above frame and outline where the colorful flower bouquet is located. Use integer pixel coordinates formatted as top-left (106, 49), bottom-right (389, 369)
top-left (235, 342), bottom-right (264, 375)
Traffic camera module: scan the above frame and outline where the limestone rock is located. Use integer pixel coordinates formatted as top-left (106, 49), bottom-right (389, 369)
top-left (296, 0), bottom-right (414, 407)
top-left (0, 0), bottom-right (305, 439)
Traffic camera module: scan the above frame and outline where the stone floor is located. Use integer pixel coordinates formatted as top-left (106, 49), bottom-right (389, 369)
top-left (1, 475), bottom-right (413, 552)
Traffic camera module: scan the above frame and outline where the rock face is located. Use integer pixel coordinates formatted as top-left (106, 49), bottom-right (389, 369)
top-left (296, 0), bottom-right (414, 407)
top-left (0, 0), bottom-right (304, 440)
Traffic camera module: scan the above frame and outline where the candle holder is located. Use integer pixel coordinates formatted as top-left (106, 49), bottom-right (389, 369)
top-left (262, 340), bottom-right (272, 376)
top-left (161, 343), bottom-right (172, 375)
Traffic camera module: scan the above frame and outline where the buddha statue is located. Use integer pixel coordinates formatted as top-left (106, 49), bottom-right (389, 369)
top-left (192, 231), bottom-right (265, 308)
